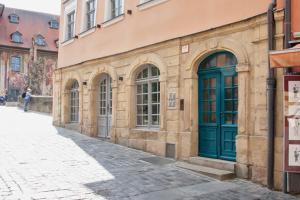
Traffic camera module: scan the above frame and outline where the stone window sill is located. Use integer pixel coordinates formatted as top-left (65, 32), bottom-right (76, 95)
top-left (78, 27), bottom-right (96, 38)
top-left (132, 127), bottom-right (160, 132)
top-left (61, 38), bottom-right (75, 47)
top-left (137, 0), bottom-right (168, 11)
top-left (102, 14), bottom-right (125, 28)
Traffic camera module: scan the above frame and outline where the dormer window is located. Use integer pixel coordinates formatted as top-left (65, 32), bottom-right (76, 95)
top-left (11, 32), bottom-right (22, 43)
top-left (49, 20), bottom-right (59, 29)
top-left (9, 14), bottom-right (19, 23)
top-left (35, 35), bottom-right (46, 46)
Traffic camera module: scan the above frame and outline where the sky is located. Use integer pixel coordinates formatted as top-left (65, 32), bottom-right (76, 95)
top-left (0, 0), bottom-right (61, 15)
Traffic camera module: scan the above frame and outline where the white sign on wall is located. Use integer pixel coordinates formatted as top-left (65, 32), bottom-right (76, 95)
top-left (168, 88), bottom-right (176, 109)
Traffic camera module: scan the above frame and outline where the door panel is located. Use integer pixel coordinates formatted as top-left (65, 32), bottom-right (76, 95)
top-left (199, 73), bottom-right (220, 159)
top-left (198, 68), bottom-right (237, 161)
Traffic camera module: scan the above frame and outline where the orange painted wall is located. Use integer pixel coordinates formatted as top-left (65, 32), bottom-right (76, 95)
top-left (292, 0), bottom-right (300, 37)
top-left (58, 0), bottom-right (273, 68)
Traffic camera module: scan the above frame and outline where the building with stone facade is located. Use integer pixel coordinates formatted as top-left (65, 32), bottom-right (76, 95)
top-left (0, 5), bottom-right (59, 101)
top-left (53, 0), bottom-right (300, 191)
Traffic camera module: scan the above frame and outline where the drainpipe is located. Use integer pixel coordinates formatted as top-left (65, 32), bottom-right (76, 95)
top-left (283, 0), bottom-right (291, 193)
top-left (267, 0), bottom-right (277, 190)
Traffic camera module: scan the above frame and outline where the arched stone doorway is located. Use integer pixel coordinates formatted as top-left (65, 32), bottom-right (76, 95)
top-left (198, 51), bottom-right (238, 161)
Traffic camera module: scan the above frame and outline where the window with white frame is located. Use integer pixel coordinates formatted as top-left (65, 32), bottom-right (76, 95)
top-left (136, 64), bottom-right (160, 128)
top-left (63, 0), bottom-right (77, 41)
top-left (67, 11), bottom-right (75, 39)
top-left (105, 0), bottom-right (124, 21)
top-left (86, 0), bottom-right (96, 29)
top-left (70, 81), bottom-right (79, 123)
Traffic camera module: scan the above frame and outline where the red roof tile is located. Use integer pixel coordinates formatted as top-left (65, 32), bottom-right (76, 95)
top-left (0, 6), bottom-right (59, 52)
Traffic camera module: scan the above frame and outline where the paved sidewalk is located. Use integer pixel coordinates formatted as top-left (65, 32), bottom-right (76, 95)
top-left (0, 107), bottom-right (297, 200)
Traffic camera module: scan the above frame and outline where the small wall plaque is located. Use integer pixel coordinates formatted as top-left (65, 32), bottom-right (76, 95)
top-left (168, 88), bottom-right (176, 109)
top-left (181, 44), bottom-right (189, 54)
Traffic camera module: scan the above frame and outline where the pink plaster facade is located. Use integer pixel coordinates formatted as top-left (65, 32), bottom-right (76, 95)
top-left (58, 0), bottom-right (273, 68)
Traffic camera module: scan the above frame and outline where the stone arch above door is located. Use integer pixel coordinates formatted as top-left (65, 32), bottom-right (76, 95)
top-left (184, 38), bottom-right (250, 79)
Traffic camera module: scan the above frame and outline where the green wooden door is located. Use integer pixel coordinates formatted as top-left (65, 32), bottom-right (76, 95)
top-left (198, 52), bottom-right (238, 161)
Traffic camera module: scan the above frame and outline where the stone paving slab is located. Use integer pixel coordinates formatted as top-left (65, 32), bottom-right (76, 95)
top-left (0, 107), bottom-right (298, 200)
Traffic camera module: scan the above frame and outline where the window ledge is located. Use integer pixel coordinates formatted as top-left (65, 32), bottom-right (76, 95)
top-left (61, 38), bottom-right (75, 47)
top-left (78, 27), bottom-right (96, 38)
top-left (137, 0), bottom-right (168, 11)
top-left (131, 127), bottom-right (160, 132)
top-left (102, 14), bottom-right (125, 28)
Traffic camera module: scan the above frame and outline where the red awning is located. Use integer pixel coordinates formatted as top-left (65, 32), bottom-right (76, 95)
top-left (270, 44), bottom-right (300, 68)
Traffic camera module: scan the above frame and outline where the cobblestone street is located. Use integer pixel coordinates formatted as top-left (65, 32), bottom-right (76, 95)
top-left (0, 107), bottom-right (297, 200)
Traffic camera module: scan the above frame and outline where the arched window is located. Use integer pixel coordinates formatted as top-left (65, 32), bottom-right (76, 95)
top-left (11, 32), bottom-right (22, 43)
top-left (136, 64), bottom-right (160, 128)
top-left (199, 52), bottom-right (237, 70)
top-left (35, 35), bottom-right (46, 46)
top-left (70, 81), bottom-right (79, 123)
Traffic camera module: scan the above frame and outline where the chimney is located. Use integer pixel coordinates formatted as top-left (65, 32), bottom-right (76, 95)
top-left (0, 4), bottom-right (4, 17)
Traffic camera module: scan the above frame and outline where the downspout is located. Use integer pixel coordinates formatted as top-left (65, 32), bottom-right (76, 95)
top-left (283, 0), bottom-right (291, 193)
top-left (267, 0), bottom-right (277, 190)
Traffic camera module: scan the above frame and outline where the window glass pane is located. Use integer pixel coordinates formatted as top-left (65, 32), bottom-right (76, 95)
top-left (233, 113), bottom-right (238, 124)
top-left (203, 101), bottom-right (209, 112)
top-left (143, 105), bottom-right (148, 114)
top-left (152, 82), bottom-right (158, 92)
top-left (203, 90), bottom-right (208, 100)
top-left (210, 78), bottom-right (216, 88)
top-left (137, 105), bottom-right (143, 114)
top-left (203, 113), bottom-right (209, 123)
top-left (210, 89), bottom-right (216, 100)
top-left (152, 105), bottom-right (158, 114)
top-left (217, 53), bottom-right (227, 67)
top-left (143, 116), bottom-right (148, 125)
top-left (208, 57), bottom-right (216, 67)
top-left (152, 115), bottom-right (159, 126)
top-left (225, 114), bottom-right (233, 124)
top-left (225, 101), bottom-right (232, 111)
top-left (234, 76), bottom-right (238, 86)
top-left (225, 77), bottom-right (232, 87)
top-left (210, 112), bottom-right (216, 123)
top-left (137, 116), bottom-right (142, 126)
top-left (137, 95), bottom-right (142, 104)
top-left (225, 89), bottom-right (232, 99)
top-left (204, 79), bottom-right (209, 88)
top-left (234, 88), bottom-right (238, 99)
top-left (234, 100), bottom-right (238, 111)
top-left (210, 101), bottom-right (216, 112)
top-left (143, 94), bottom-right (148, 104)
top-left (142, 68), bottom-right (148, 79)
top-left (142, 84), bottom-right (148, 93)
top-left (137, 85), bottom-right (142, 94)
top-left (152, 94), bottom-right (158, 103)
top-left (151, 67), bottom-right (159, 77)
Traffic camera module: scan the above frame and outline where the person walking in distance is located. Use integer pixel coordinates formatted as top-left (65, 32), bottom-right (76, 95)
top-left (24, 88), bottom-right (32, 112)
